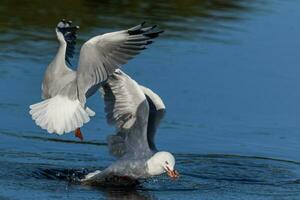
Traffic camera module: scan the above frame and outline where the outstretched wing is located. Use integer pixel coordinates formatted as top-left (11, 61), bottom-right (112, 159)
top-left (101, 70), bottom-right (151, 157)
top-left (139, 86), bottom-right (166, 151)
top-left (76, 22), bottom-right (163, 103)
top-left (103, 70), bottom-right (146, 130)
top-left (56, 19), bottom-right (79, 65)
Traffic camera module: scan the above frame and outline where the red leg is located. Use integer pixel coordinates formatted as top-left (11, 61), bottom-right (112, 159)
top-left (75, 128), bottom-right (84, 141)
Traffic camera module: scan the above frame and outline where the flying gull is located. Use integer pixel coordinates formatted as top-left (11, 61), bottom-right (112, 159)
top-left (29, 20), bottom-right (163, 139)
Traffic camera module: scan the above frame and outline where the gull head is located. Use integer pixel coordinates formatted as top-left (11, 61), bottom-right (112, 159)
top-left (146, 151), bottom-right (179, 179)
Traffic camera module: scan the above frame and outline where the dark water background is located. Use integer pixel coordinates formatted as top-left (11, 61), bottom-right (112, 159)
top-left (1, 0), bottom-right (300, 199)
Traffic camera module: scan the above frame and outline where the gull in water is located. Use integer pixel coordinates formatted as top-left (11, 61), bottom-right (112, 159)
top-left (82, 70), bottom-right (179, 185)
top-left (29, 20), bottom-right (163, 140)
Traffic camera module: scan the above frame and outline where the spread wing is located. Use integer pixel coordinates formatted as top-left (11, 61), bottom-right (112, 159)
top-left (101, 70), bottom-right (151, 158)
top-left (76, 22), bottom-right (163, 103)
top-left (139, 86), bottom-right (166, 151)
top-left (56, 19), bottom-right (79, 65)
top-left (103, 70), bottom-right (146, 130)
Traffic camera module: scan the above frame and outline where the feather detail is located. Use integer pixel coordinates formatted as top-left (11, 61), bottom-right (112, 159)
top-left (29, 95), bottom-right (94, 134)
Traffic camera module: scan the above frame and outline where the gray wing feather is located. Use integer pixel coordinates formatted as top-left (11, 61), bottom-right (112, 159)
top-left (102, 70), bottom-right (151, 158)
top-left (102, 70), bottom-right (146, 130)
top-left (76, 23), bottom-right (163, 104)
top-left (139, 86), bottom-right (166, 151)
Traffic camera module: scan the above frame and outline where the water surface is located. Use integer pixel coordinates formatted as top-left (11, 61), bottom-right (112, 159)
top-left (1, 0), bottom-right (300, 199)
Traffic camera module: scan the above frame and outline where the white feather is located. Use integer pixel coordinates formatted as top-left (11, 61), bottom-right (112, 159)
top-left (29, 95), bottom-right (95, 135)
top-left (85, 107), bottom-right (95, 117)
top-left (83, 170), bottom-right (102, 181)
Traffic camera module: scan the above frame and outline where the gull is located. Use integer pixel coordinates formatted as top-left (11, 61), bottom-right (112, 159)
top-left (29, 20), bottom-right (163, 139)
top-left (82, 70), bottom-right (178, 185)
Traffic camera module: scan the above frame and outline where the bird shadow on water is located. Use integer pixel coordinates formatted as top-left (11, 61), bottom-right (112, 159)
top-left (29, 153), bottom-right (300, 199)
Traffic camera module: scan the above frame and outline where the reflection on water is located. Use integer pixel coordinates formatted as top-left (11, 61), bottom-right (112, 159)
top-left (103, 189), bottom-right (153, 200)
top-left (0, 0), bottom-right (266, 67)
top-left (1, 0), bottom-right (300, 199)
top-left (0, 0), bottom-right (263, 42)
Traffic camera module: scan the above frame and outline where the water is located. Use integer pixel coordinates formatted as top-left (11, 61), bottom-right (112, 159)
top-left (1, 0), bottom-right (300, 199)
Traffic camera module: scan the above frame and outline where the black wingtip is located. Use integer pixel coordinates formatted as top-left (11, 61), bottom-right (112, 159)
top-left (143, 30), bottom-right (164, 38)
top-left (146, 41), bottom-right (153, 45)
top-left (128, 22), bottom-right (164, 37)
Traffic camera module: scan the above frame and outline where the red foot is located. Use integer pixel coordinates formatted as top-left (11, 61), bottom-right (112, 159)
top-left (75, 128), bottom-right (84, 141)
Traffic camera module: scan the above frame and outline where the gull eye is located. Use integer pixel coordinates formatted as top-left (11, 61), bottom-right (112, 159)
top-left (165, 161), bottom-right (169, 165)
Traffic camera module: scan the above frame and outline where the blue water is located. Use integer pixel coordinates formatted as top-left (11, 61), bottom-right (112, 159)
top-left (1, 0), bottom-right (300, 199)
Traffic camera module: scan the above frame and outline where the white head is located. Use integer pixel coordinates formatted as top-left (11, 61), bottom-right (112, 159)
top-left (146, 151), bottom-right (179, 179)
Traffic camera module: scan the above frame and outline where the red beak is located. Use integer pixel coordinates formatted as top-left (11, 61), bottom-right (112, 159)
top-left (166, 166), bottom-right (179, 179)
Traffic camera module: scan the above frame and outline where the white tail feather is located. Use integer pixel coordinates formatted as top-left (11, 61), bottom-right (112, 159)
top-left (29, 95), bottom-right (95, 135)
top-left (85, 107), bottom-right (95, 117)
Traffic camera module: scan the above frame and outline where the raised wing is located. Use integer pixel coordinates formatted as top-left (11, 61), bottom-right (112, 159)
top-left (140, 86), bottom-right (166, 151)
top-left (103, 70), bottom-right (146, 130)
top-left (56, 19), bottom-right (79, 65)
top-left (101, 70), bottom-right (151, 157)
top-left (76, 22), bottom-right (163, 103)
